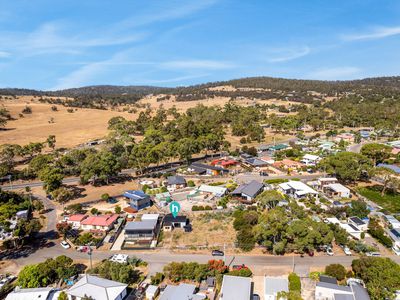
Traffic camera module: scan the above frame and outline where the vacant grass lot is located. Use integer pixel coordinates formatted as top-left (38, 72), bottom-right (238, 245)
top-left (356, 185), bottom-right (400, 213)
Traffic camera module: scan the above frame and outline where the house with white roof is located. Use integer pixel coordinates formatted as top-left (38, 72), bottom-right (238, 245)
top-left (66, 274), bottom-right (127, 300)
top-left (219, 275), bottom-right (252, 300)
top-left (388, 228), bottom-right (400, 248)
top-left (323, 183), bottom-right (351, 198)
top-left (197, 185), bottom-right (228, 198)
top-left (6, 287), bottom-right (60, 300)
top-left (301, 154), bottom-right (321, 166)
top-left (159, 283), bottom-right (205, 300)
top-left (326, 217), bottom-right (363, 239)
top-left (385, 215), bottom-right (400, 229)
top-left (278, 181), bottom-right (318, 199)
top-left (315, 277), bottom-right (370, 300)
top-left (264, 276), bottom-right (289, 300)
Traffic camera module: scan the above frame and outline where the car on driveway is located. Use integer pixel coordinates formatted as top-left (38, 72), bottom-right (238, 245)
top-left (366, 252), bottom-right (381, 257)
top-left (212, 250), bottom-right (224, 256)
top-left (232, 264), bottom-right (248, 270)
top-left (326, 247), bottom-right (334, 256)
top-left (252, 294), bottom-right (260, 300)
top-left (60, 241), bottom-right (70, 249)
top-left (392, 246), bottom-right (400, 256)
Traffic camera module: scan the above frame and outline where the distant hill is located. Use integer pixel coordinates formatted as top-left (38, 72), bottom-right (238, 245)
top-left (1, 76), bottom-right (400, 97)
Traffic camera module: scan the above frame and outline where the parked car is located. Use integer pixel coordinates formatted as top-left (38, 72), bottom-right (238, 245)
top-left (326, 247), bottom-right (334, 256)
top-left (392, 246), bottom-right (400, 256)
top-left (252, 294), bottom-right (260, 300)
top-left (366, 252), bottom-right (381, 257)
top-left (343, 246), bottom-right (352, 256)
top-left (232, 264), bottom-right (248, 270)
top-left (212, 250), bottom-right (224, 256)
top-left (77, 246), bottom-right (89, 253)
top-left (110, 254), bottom-right (129, 264)
top-left (60, 241), bottom-right (71, 249)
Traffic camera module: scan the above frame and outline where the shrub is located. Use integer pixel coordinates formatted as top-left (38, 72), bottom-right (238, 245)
top-left (150, 272), bottom-right (165, 285)
top-left (22, 106), bottom-right (32, 114)
top-left (325, 264), bottom-right (346, 281)
top-left (187, 180), bottom-right (195, 187)
top-left (227, 268), bottom-right (252, 277)
top-left (288, 273), bottom-right (301, 291)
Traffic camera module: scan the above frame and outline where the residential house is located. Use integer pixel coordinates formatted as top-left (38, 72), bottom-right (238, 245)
top-left (6, 287), bottom-right (60, 300)
top-left (188, 163), bottom-right (228, 176)
top-left (123, 190), bottom-right (152, 211)
top-left (278, 181), bottom-right (318, 199)
top-left (389, 228), bottom-right (400, 249)
top-left (377, 163), bottom-right (400, 175)
top-left (65, 214), bottom-right (88, 229)
top-left (124, 214), bottom-right (159, 244)
top-left (326, 217), bottom-right (362, 239)
top-left (80, 214), bottom-right (119, 232)
top-left (273, 159), bottom-right (305, 171)
top-left (267, 144), bottom-right (289, 152)
top-left (301, 154), bottom-right (321, 166)
top-left (384, 215), bottom-right (400, 229)
top-left (162, 214), bottom-right (189, 232)
top-left (316, 178), bottom-right (338, 189)
top-left (348, 217), bottom-right (368, 231)
top-left (197, 185), bottom-right (228, 198)
top-left (264, 276), bottom-right (289, 300)
top-left (146, 285), bottom-right (159, 300)
top-left (66, 274), bottom-right (128, 300)
top-left (315, 277), bottom-right (370, 300)
top-left (166, 175), bottom-right (187, 192)
top-left (323, 183), bottom-right (351, 199)
top-left (334, 133), bottom-right (354, 143)
top-left (211, 158), bottom-right (238, 168)
top-left (219, 275), bottom-right (252, 300)
top-left (232, 180), bottom-right (264, 203)
top-left (159, 283), bottom-right (205, 300)
top-left (243, 157), bottom-right (270, 168)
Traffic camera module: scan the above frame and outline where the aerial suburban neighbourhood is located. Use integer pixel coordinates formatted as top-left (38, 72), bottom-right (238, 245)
top-left (1, 1), bottom-right (400, 300)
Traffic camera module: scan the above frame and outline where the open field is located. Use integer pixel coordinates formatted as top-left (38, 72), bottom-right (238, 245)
top-left (0, 96), bottom-right (134, 148)
top-left (0, 94), bottom-right (294, 149)
top-left (162, 212), bottom-right (236, 249)
top-left (356, 185), bottom-right (400, 213)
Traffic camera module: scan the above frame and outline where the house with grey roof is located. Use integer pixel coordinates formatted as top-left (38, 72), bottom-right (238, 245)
top-left (315, 279), bottom-right (370, 300)
top-left (66, 274), bottom-right (127, 300)
top-left (166, 175), bottom-right (187, 192)
top-left (219, 275), bottom-right (252, 300)
top-left (124, 214), bottom-right (160, 245)
top-left (159, 283), bottom-right (205, 300)
top-left (264, 276), bottom-right (289, 300)
top-left (232, 180), bottom-right (264, 203)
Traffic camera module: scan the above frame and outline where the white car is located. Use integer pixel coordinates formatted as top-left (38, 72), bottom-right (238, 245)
top-left (366, 252), bottom-right (381, 257)
top-left (60, 241), bottom-right (71, 249)
top-left (110, 254), bottom-right (129, 264)
top-left (343, 246), bottom-right (352, 256)
top-left (326, 247), bottom-right (334, 256)
top-left (392, 246), bottom-right (400, 256)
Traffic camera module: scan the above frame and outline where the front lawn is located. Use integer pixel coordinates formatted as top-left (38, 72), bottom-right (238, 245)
top-left (356, 185), bottom-right (400, 213)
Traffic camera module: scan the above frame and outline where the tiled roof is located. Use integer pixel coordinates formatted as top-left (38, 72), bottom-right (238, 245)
top-left (81, 214), bottom-right (118, 227)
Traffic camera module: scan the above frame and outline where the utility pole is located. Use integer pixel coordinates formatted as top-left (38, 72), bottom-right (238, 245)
top-left (223, 243), bottom-right (226, 265)
top-left (88, 244), bottom-right (93, 270)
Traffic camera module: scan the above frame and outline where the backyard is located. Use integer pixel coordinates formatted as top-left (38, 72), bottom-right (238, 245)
top-left (356, 185), bottom-right (400, 213)
top-left (161, 212), bottom-right (236, 250)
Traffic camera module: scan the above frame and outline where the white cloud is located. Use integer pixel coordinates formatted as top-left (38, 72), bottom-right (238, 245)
top-left (267, 46), bottom-right (311, 63)
top-left (308, 67), bottom-right (361, 80)
top-left (0, 51), bottom-right (10, 58)
top-left (342, 26), bottom-right (400, 41)
top-left (160, 59), bottom-right (235, 70)
top-left (128, 74), bottom-right (209, 85)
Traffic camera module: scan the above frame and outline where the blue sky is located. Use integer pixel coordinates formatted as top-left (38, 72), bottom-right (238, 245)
top-left (1, 0), bottom-right (400, 90)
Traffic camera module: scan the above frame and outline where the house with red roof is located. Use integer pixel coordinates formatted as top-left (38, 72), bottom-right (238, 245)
top-left (80, 214), bottom-right (119, 232)
top-left (211, 158), bottom-right (238, 168)
top-left (65, 214), bottom-right (88, 229)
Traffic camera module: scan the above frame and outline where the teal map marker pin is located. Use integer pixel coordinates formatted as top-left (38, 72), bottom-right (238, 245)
top-left (169, 201), bottom-right (181, 218)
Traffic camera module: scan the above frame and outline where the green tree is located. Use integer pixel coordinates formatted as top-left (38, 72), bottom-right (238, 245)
top-left (58, 291), bottom-right (68, 300)
top-left (352, 257), bottom-right (400, 300)
top-left (360, 143), bottom-right (392, 166)
top-left (256, 190), bottom-right (284, 209)
top-left (348, 200), bottom-right (369, 219)
top-left (373, 167), bottom-right (400, 196)
top-left (39, 167), bottom-right (64, 193)
top-left (319, 152), bottom-right (373, 182)
top-left (46, 135), bottom-right (56, 150)
top-left (325, 264), bottom-right (346, 281)
top-left (51, 187), bottom-right (73, 206)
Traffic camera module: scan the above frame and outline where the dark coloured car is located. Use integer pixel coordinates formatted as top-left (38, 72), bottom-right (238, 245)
top-left (232, 264), bottom-right (248, 270)
top-left (253, 294), bottom-right (260, 300)
top-left (212, 250), bottom-right (224, 256)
